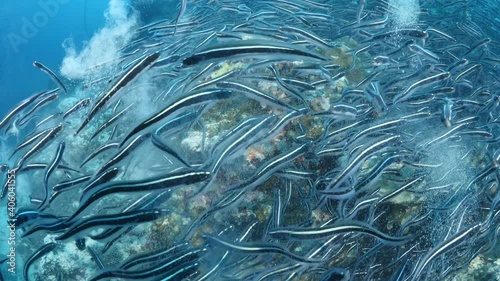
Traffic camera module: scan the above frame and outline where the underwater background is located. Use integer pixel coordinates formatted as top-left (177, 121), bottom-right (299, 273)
top-left (0, 0), bottom-right (499, 280)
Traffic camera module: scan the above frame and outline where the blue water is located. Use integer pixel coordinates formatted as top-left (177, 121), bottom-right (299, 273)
top-left (0, 1), bottom-right (106, 117)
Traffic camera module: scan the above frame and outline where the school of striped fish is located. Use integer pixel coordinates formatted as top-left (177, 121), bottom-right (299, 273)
top-left (0, 0), bottom-right (499, 280)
